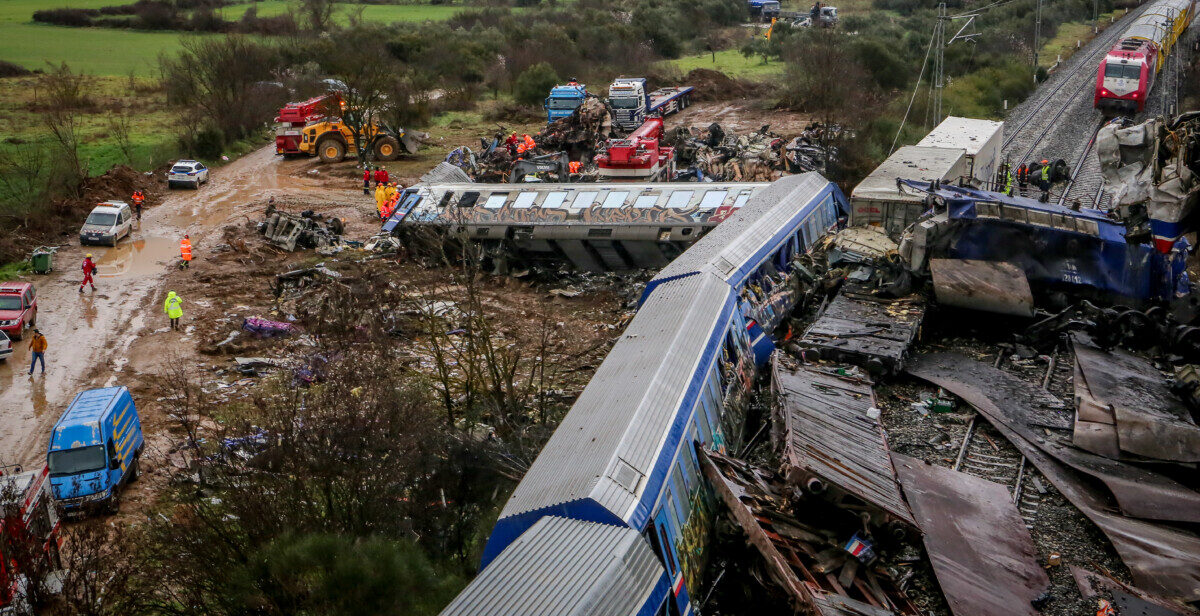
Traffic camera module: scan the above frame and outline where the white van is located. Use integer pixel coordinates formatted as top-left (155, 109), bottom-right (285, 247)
top-left (79, 201), bottom-right (134, 246)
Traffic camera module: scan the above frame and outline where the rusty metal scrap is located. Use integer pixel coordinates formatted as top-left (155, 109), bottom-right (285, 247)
top-left (907, 352), bottom-right (1200, 523)
top-left (700, 450), bottom-right (918, 615)
top-left (1071, 566), bottom-right (1200, 616)
top-left (929, 259), bottom-right (1034, 317)
top-left (891, 454), bottom-right (1049, 616)
top-left (772, 359), bottom-right (916, 528)
top-left (798, 289), bottom-right (925, 374)
top-left (1072, 333), bottom-right (1200, 463)
top-left (906, 353), bottom-right (1200, 600)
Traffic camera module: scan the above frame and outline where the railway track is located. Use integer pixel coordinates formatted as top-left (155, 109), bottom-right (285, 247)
top-left (948, 347), bottom-right (1069, 528)
top-left (1058, 122), bottom-right (1106, 207)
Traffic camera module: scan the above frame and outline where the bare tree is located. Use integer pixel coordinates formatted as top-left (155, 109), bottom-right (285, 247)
top-left (0, 142), bottom-right (48, 228)
top-left (160, 36), bottom-right (282, 144)
top-left (38, 63), bottom-right (94, 195)
top-left (107, 105), bottom-right (135, 166)
top-left (319, 35), bottom-right (399, 165)
top-left (298, 0), bottom-right (336, 32)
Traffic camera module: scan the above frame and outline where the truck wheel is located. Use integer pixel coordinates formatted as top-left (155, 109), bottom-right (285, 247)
top-left (317, 138), bottom-right (346, 163)
top-left (106, 491), bottom-right (121, 515)
top-left (373, 136), bottom-right (401, 161)
top-left (128, 457), bottom-right (140, 483)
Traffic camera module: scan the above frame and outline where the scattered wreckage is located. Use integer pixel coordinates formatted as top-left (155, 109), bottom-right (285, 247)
top-left (258, 206), bottom-right (345, 252)
top-left (1098, 111), bottom-right (1200, 252)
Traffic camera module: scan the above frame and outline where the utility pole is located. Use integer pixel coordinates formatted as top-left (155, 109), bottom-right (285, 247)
top-left (1033, 0), bottom-right (1043, 77)
top-left (931, 4), bottom-right (979, 126)
top-left (1093, 0), bottom-right (1098, 33)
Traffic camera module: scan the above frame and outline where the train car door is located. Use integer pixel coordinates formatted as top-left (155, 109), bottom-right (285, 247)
top-left (649, 503), bottom-right (690, 615)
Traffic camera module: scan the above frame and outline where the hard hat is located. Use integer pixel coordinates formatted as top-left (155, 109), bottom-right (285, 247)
top-left (1041, 159), bottom-right (1049, 164)
top-left (86, 253), bottom-right (92, 258)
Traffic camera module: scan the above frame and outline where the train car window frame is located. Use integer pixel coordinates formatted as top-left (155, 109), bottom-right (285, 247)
top-left (542, 191), bottom-right (568, 209)
top-left (698, 190), bottom-right (728, 210)
top-left (666, 191), bottom-right (694, 209)
top-left (695, 396), bottom-right (713, 443)
top-left (457, 192), bottom-right (480, 208)
top-left (733, 191), bottom-right (751, 209)
top-left (602, 191), bottom-right (630, 208)
top-left (512, 192), bottom-right (538, 209)
top-left (483, 193), bottom-right (509, 209)
top-left (437, 191), bottom-right (455, 210)
top-left (571, 191), bottom-right (598, 210)
top-left (670, 468), bottom-right (690, 519)
top-left (635, 194), bottom-right (660, 209)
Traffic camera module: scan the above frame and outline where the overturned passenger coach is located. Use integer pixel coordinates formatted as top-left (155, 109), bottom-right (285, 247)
top-left (438, 173), bottom-right (848, 616)
top-left (382, 181), bottom-right (770, 271)
top-left (898, 181), bottom-right (1190, 307)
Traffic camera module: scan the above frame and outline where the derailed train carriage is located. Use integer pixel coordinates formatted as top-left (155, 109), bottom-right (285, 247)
top-left (898, 180), bottom-right (1190, 307)
top-left (383, 182), bottom-right (768, 272)
top-left (438, 173), bottom-right (849, 616)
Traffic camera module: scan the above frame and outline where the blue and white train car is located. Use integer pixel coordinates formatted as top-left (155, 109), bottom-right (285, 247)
top-left (440, 173), bottom-right (849, 616)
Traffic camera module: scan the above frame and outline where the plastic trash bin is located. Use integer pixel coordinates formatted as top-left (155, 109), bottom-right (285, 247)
top-left (30, 247), bottom-right (56, 274)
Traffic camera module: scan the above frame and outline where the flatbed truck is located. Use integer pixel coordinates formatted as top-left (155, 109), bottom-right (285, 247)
top-left (607, 78), bottom-right (695, 131)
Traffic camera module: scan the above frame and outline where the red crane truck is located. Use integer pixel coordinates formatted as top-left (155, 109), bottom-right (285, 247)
top-left (274, 93), bottom-right (342, 156)
top-left (594, 117), bottom-right (677, 181)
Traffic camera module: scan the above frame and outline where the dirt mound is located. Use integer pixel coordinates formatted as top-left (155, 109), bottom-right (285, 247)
top-left (683, 68), bottom-right (771, 102)
top-left (81, 164), bottom-right (151, 202)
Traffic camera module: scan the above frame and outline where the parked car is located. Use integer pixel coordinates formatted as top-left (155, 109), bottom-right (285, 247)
top-left (167, 159), bottom-right (209, 189)
top-left (0, 330), bottom-right (12, 362)
top-left (0, 282), bottom-right (36, 341)
top-left (79, 201), bottom-right (133, 247)
top-left (48, 387), bottom-right (144, 516)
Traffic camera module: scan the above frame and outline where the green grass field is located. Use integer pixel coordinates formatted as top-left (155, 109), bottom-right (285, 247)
top-left (663, 48), bottom-right (785, 80)
top-left (0, 0), bottom-right (470, 76)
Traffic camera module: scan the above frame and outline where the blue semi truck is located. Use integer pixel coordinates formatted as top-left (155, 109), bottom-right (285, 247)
top-left (47, 386), bottom-right (144, 516)
top-left (544, 82), bottom-right (588, 124)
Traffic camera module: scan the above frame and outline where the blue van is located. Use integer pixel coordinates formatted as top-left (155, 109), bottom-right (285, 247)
top-left (47, 387), bottom-right (144, 515)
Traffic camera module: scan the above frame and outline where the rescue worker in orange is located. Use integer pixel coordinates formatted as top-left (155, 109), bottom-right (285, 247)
top-left (568, 161), bottom-right (582, 174)
top-left (522, 134), bottom-right (536, 152)
top-left (180, 234), bottom-right (193, 269)
top-left (131, 190), bottom-right (145, 221)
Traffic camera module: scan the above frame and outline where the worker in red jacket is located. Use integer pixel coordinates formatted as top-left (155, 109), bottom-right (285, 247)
top-left (378, 167), bottom-right (389, 186)
top-left (362, 167), bottom-right (372, 195)
top-left (80, 254), bottom-right (97, 293)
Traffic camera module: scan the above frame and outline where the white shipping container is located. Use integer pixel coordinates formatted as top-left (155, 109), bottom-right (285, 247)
top-left (849, 146), bottom-right (968, 239)
top-left (917, 116), bottom-right (1004, 184)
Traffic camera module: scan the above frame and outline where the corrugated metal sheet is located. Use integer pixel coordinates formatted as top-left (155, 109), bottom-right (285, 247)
top-left (499, 273), bottom-right (732, 524)
top-left (797, 290), bottom-right (925, 373)
top-left (811, 591), bottom-right (896, 616)
top-left (652, 173), bottom-right (834, 284)
top-left (440, 516), bottom-right (668, 616)
top-left (892, 454), bottom-right (1049, 616)
top-left (774, 361), bottom-right (916, 526)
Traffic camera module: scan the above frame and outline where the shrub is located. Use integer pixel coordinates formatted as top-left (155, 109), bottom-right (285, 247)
top-left (513, 62), bottom-right (558, 107)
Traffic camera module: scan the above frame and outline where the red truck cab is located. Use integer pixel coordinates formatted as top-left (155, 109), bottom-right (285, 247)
top-left (0, 283), bottom-right (37, 341)
top-left (1, 465), bottom-right (61, 615)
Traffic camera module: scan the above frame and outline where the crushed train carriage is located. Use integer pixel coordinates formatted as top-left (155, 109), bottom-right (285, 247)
top-left (438, 173), bottom-right (848, 616)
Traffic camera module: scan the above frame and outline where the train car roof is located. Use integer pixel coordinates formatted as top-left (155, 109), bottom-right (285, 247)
top-left (648, 173), bottom-right (846, 293)
top-left (440, 517), bottom-right (669, 616)
top-left (404, 182), bottom-right (768, 224)
top-left (851, 145), bottom-right (967, 204)
top-left (1126, 0), bottom-right (1193, 42)
top-left (483, 272), bottom-right (733, 564)
top-left (916, 116), bottom-right (1004, 155)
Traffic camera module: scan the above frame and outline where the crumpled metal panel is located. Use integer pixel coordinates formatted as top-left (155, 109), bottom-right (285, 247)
top-left (1072, 334), bottom-right (1200, 462)
top-left (929, 259), bottom-right (1034, 317)
top-left (1071, 566), bottom-right (1200, 616)
top-left (892, 454), bottom-right (1049, 616)
top-left (774, 361), bottom-right (916, 527)
top-left (907, 353), bottom-right (1200, 600)
top-left (908, 352), bottom-right (1200, 523)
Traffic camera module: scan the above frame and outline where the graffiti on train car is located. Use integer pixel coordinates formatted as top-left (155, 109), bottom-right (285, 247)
top-left (434, 202), bottom-right (740, 225)
top-left (678, 482), bottom-right (718, 598)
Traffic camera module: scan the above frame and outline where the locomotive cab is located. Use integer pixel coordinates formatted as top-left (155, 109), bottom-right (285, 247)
top-left (1095, 40), bottom-right (1156, 115)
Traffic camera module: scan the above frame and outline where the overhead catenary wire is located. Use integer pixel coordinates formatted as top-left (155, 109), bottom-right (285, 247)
top-left (889, 25), bottom-right (937, 156)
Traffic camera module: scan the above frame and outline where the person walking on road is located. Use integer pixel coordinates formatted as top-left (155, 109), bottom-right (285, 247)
top-left (180, 234), bottom-right (193, 269)
top-left (164, 291), bottom-right (183, 330)
top-left (131, 190), bottom-right (145, 221)
top-left (28, 329), bottom-right (46, 375)
top-left (80, 254), bottom-right (97, 293)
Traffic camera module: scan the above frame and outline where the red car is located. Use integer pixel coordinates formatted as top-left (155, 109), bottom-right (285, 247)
top-left (0, 282), bottom-right (37, 341)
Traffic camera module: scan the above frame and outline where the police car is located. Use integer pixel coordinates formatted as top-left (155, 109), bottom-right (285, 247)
top-left (167, 160), bottom-right (209, 189)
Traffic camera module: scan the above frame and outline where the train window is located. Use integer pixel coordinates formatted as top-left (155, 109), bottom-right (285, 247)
top-left (653, 523), bottom-right (678, 574)
top-left (635, 194), bottom-right (660, 209)
top-left (977, 202), bottom-right (1000, 218)
top-left (1104, 62), bottom-right (1141, 79)
top-left (699, 190), bottom-right (728, 209)
top-left (437, 192), bottom-right (455, 209)
top-left (602, 191), bottom-right (629, 208)
top-left (1078, 219), bottom-right (1099, 236)
top-left (1001, 206), bottom-right (1027, 223)
top-left (1027, 210), bottom-right (1052, 228)
top-left (1052, 214), bottom-right (1076, 232)
top-left (733, 192), bottom-right (751, 209)
top-left (666, 191), bottom-right (694, 209)
top-left (483, 193), bottom-right (509, 209)
top-left (571, 191), bottom-right (598, 209)
top-left (671, 469), bottom-right (690, 518)
top-left (679, 451), bottom-right (697, 494)
top-left (512, 192), bottom-right (538, 209)
top-left (695, 399), bottom-right (713, 443)
top-left (457, 192), bottom-right (480, 208)
top-left (542, 191), bottom-right (568, 209)
top-left (664, 488), bottom-right (683, 531)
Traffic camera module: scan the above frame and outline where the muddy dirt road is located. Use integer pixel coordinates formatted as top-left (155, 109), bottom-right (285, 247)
top-left (0, 145), bottom-right (357, 469)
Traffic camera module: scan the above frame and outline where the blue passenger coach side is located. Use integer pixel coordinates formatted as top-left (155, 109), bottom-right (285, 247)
top-left (440, 173), bottom-right (848, 616)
